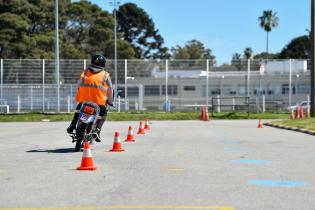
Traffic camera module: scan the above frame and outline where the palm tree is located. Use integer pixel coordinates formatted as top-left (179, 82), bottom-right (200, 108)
top-left (243, 47), bottom-right (254, 60)
top-left (259, 10), bottom-right (279, 56)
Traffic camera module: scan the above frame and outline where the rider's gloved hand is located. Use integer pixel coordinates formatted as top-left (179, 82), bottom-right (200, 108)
top-left (106, 99), bottom-right (114, 107)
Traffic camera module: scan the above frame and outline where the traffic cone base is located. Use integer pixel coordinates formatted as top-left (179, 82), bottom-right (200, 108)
top-left (125, 135), bottom-right (135, 142)
top-left (77, 142), bottom-right (96, 171)
top-left (110, 142), bottom-right (125, 152)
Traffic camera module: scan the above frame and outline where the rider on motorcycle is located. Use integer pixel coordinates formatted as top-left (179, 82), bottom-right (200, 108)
top-left (66, 54), bottom-right (114, 142)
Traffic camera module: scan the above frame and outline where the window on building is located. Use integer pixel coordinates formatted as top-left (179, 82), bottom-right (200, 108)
top-left (282, 84), bottom-right (289, 95)
top-left (223, 85), bottom-right (236, 95)
top-left (162, 85), bottom-right (178, 96)
top-left (298, 85), bottom-right (310, 94)
top-left (145, 85), bottom-right (160, 96)
top-left (128, 87), bottom-right (139, 96)
top-left (282, 84), bottom-right (296, 95)
top-left (211, 89), bottom-right (221, 95)
top-left (238, 85), bottom-right (246, 96)
top-left (184, 86), bottom-right (196, 91)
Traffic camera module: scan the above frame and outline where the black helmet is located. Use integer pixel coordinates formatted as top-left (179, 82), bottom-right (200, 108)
top-left (91, 54), bottom-right (106, 68)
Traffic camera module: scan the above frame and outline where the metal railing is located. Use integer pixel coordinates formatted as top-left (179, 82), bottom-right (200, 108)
top-left (0, 59), bottom-right (311, 113)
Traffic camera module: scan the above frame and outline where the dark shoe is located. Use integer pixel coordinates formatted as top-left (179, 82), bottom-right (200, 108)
top-left (66, 124), bottom-right (76, 134)
top-left (95, 128), bottom-right (102, 142)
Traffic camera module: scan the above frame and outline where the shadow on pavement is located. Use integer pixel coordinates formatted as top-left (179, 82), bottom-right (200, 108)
top-left (27, 148), bottom-right (75, 153)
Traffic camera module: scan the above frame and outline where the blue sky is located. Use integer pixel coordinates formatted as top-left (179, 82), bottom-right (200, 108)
top-left (89, 0), bottom-right (310, 64)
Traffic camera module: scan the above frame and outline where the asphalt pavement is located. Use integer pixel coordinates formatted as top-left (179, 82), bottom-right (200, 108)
top-left (0, 120), bottom-right (315, 210)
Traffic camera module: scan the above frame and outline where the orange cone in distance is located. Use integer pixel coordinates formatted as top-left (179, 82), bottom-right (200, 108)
top-left (202, 107), bottom-right (209, 121)
top-left (77, 142), bottom-right (96, 170)
top-left (295, 104), bottom-right (300, 119)
top-left (299, 105), bottom-right (304, 119)
top-left (199, 107), bottom-right (204, 120)
top-left (110, 132), bottom-right (125, 152)
top-left (125, 126), bottom-right (135, 142)
top-left (144, 119), bottom-right (150, 130)
top-left (257, 119), bottom-right (263, 128)
top-left (137, 121), bottom-right (145, 134)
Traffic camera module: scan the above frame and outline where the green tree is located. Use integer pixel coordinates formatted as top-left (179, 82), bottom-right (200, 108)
top-left (117, 3), bottom-right (167, 59)
top-left (0, 0), bottom-right (71, 58)
top-left (258, 10), bottom-right (279, 56)
top-left (243, 47), bottom-right (253, 60)
top-left (171, 40), bottom-right (216, 63)
top-left (278, 35), bottom-right (310, 59)
top-left (231, 53), bottom-right (242, 70)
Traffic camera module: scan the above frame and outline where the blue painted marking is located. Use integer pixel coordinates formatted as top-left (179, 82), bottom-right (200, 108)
top-left (219, 140), bottom-right (240, 144)
top-left (231, 159), bottom-right (271, 164)
top-left (249, 180), bottom-right (306, 187)
top-left (224, 147), bottom-right (253, 152)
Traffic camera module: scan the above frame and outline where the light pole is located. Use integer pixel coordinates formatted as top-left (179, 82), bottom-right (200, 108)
top-left (296, 74), bottom-right (300, 96)
top-left (54, 0), bottom-right (60, 112)
top-left (110, 0), bottom-right (120, 103)
top-left (311, 0), bottom-right (315, 116)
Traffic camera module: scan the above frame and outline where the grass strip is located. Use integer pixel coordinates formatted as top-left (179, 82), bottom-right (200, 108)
top-left (270, 118), bottom-right (315, 131)
top-left (0, 112), bottom-right (288, 122)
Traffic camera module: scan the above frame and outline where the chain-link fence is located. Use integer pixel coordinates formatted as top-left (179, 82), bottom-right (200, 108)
top-left (0, 59), bottom-right (310, 113)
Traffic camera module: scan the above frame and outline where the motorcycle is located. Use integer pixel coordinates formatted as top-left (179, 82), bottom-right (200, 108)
top-left (70, 101), bottom-right (101, 152)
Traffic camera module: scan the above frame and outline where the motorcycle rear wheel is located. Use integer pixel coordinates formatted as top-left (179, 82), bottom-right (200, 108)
top-left (75, 123), bottom-right (87, 152)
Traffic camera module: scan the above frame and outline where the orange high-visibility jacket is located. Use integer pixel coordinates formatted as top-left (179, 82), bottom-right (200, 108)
top-left (76, 67), bottom-right (113, 106)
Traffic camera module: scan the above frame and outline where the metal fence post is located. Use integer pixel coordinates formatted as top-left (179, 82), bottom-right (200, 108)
top-left (83, 59), bottom-right (86, 69)
top-left (232, 97), bottom-right (235, 111)
top-left (138, 84), bottom-right (143, 111)
top-left (247, 59), bottom-right (250, 97)
top-left (42, 59), bottom-right (45, 112)
top-left (118, 95), bottom-right (121, 113)
top-left (70, 84), bottom-right (73, 110)
top-left (17, 95), bottom-right (20, 113)
top-left (67, 96), bottom-right (70, 113)
top-left (262, 94), bottom-right (266, 113)
top-left (0, 58), bottom-right (3, 105)
top-left (124, 59), bottom-right (128, 111)
top-left (165, 59), bottom-right (168, 102)
top-left (217, 95), bottom-right (220, 113)
top-left (307, 95), bottom-right (311, 116)
top-left (30, 86), bottom-right (33, 111)
top-left (289, 59), bottom-right (292, 106)
top-left (206, 59), bottom-right (209, 107)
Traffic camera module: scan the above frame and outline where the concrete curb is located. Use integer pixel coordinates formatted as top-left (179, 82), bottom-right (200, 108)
top-left (264, 122), bottom-right (315, 136)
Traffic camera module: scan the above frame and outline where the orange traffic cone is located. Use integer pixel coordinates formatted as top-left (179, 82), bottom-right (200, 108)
top-left (200, 107), bottom-right (205, 120)
top-left (137, 121), bottom-right (145, 134)
top-left (77, 142), bottom-right (96, 170)
top-left (125, 126), bottom-right (135, 142)
top-left (295, 104), bottom-right (300, 119)
top-left (110, 132), bottom-right (125, 152)
top-left (203, 107), bottom-right (209, 121)
top-left (144, 119), bottom-right (150, 130)
top-left (257, 119), bottom-right (263, 128)
top-left (299, 105), bottom-right (304, 119)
